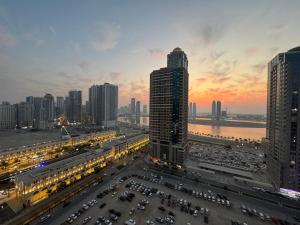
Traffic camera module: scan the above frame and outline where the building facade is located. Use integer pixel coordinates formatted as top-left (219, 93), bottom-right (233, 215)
top-left (130, 98), bottom-right (136, 115)
top-left (216, 100), bottom-right (221, 118)
top-left (89, 83), bottom-right (118, 128)
top-left (56, 96), bottom-right (64, 117)
top-left (66, 90), bottom-right (82, 123)
top-left (189, 102), bottom-right (193, 118)
top-left (16, 102), bottom-right (34, 127)
top-left (192, 102), bottom-right (196, 118)
top-left (150, 47), bottom-right (189, 166)
top-left (136, 101), bottom-right (141, 116)
top-left (0, 102), bottom-right (16, 129)
top-left (212, 100), bottom-right (216, 116)
top-left (143, 104), bottom-right (147, 115)
top-left (266, 47), bottom-right (300, 191)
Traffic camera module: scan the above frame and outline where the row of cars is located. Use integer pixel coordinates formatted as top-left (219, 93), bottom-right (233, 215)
top-left (163, 179), bottom-right (231, 210)
top-left (241, 205), bottom-right (296, 225)
top-left (59, 183), bottom-right (120, 225)
top-left (60, 199), bottom-right (97, 224)
top-left (125, 179), bottom-right (208, 224)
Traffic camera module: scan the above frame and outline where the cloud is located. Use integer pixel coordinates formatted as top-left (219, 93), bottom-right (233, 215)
top-left (148, 49), bottom-right (166, 59)
top-left (197, 24), bottom-right (225, 46)
top-left (244, 47), bottom-right (260, 57)
top-left (57, 71), bottom-right (72, 79)
top-left (23, 32), bottom-right (45, 47)
top-left (270, 24), bottom-right (286, 33)
top-left (215, 76), bottom-right (231, 83)
top-left (91, 23), bottom-right (120, 51)
top-left (251, 63), bottom-right (266, 74)
top-left (210, 51), bottom-right (227, 62)
top-left (197, 78), bottom-right (207, 83)
top-left (109, 72), bottom-right (121, 81)
top-left (0, 26), bottom-right (16, 47)
top-left (78, 61), bottom-right (90, 71)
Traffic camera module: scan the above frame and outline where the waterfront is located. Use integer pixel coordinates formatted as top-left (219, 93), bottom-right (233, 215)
top-left (118, 116), bottom-right (266, 141)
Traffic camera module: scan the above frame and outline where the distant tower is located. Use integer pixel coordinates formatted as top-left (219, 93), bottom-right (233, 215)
top-left (44, 93), bottom-right (55, 122)
top-left (192, 102), bottom-right (196, 118)
top-left (142, 104), bottom-right (147, 115)
top-left (136, 101), bottom-right (141, 116)
top-left (189, 102), bottom-right (193, 118)
top-left (67, 90), bottom-right (82, 123)
top-left (130, 98), bottom-right (136, 115)
top-left (212, 100), bottom-right (216, 116)
top-left (56, 96), bottom-right (64, 117)
top-left (216, 101), bottom-right (221, 118)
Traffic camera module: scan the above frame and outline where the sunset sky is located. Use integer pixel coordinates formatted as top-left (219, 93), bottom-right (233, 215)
top-left (0, 1), bottom-right (300, 114)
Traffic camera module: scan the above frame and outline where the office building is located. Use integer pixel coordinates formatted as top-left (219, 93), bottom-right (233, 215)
top-left (136, 101), bottom-right (141, 116)
top-left (0, 102), bottom-right (16, 129)
top-left (266, 46), bottom-right (300, 191)
top-left (212, 100), bottom-right (216, 116)
top-left (130, 98), bottom-right (136, 115)
top-left (66, 90), bottom-right (82, 123)
top-left (217, 100), bottom-right (221, 118)
top-left (150, 47), bottom-right (188, 165)
top-left (89, 83), bottom-right (118, 128)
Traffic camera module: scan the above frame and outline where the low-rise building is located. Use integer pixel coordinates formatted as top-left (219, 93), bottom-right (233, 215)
top-left (14, 133), bottom-right (149, 204)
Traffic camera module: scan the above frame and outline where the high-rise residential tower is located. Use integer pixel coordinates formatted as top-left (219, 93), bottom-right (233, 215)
top-left (136, 101), bottom-right (141, 116)
top-left (89, 83), bottom-right (118, 128)
top-left (150, 47), bottom-right (189, 166)
top-left (212, 100), bottom-right (216, 116)
top-left (130, 98), bottom-right (136, 115)
top-left (56, 96), bottom-right (64, 117)
top-left (66, 90), bottom-right (82, 123)
top-left (16, 102), bottom-right (34, 127)
top-left (192, 102), bottom-right (197, 118)
top-left (0, 102), bottom-right (16, 129)
top-left (143, 104), bottom-right (147, 115)
top-left (266, 46), bottom-right (300, 191)
top-left (216, 100), bottom-right (221, 118)
top-left (189, 102), bottom-right (193, 118)
top-left (43, 93), bottom-right (55, 122)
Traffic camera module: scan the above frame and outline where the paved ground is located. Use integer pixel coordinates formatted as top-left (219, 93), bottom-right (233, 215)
top-left (31, 159), bottom-right (299, 225)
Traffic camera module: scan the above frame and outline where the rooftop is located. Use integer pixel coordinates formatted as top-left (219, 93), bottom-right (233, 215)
top-left (288, 46), bottom-right (300, 52)
top-left (16, 150), bottom-right (104, 186)
top-left (173, 47), bottom-right (183, 52)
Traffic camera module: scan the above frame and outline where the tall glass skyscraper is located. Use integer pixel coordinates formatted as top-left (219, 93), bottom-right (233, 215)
top-left (266, 46), bottom-right (300, 191)
top-left (149, 47), bottom-right (189, 166)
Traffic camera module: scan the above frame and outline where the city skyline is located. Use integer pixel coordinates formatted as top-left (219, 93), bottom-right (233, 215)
top-left (1, 1), bottom-right (300, 114)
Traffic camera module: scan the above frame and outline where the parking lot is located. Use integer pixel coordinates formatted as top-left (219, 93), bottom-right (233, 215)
top-left (32, 164), bottom-right (299, 225)
top-left (188, 142), bottom-right (265, 174)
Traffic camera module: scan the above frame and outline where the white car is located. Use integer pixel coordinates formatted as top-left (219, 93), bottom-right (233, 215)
top-left (125, 219), bottom-right (136, 225)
